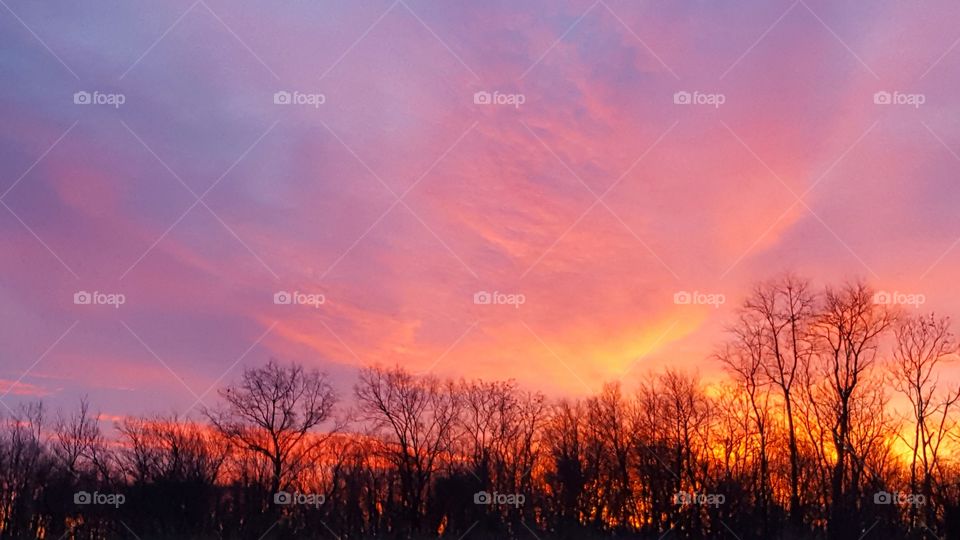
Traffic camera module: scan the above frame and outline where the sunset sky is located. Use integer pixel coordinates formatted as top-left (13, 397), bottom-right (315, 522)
top-left (2, 0), bottom-right (960, 420)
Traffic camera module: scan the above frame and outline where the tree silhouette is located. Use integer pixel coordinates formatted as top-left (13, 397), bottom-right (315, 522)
top-left (5, 277), bottom-right (960, 539)
top-left (206, 359), bottom-right (338, 497)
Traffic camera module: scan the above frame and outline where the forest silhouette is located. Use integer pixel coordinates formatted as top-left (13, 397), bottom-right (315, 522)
top-left (2, 276), bottom-right (959, 539)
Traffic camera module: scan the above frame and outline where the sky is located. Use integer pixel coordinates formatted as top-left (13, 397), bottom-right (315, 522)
top-left (2, 0), bottom-right (960, 420)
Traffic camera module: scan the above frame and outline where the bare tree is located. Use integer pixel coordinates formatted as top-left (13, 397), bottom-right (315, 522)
top-left (0, 402), bottom-right (48, 538)
top-left (717, 312), bottom-right (773, 535)
top-left (584, 383), bottom-right (636, 529)
top-left (354, 365), bottom-right (460, 532)
top-left (206, 360), bottom-right (338, 496)
top-left (889, 313), bottom-right (959, 530)
top-left (117, 414), bottom-right (228, 486)
top-left (814, 282), bottom-right (897, 539)
top-left (53, 397), bottom-right (106, 481)
top-left (543, 400), bottom-right (586, 531)
top-left (458, 379), bottom-right (545, 508)
top-left (636, 370), bottom-right (715, 535)
top-left (744, 274), bottom-right (817, 526)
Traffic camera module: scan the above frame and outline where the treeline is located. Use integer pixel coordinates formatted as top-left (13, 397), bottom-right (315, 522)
top-left (3, 276), bottom-right (960, 539)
